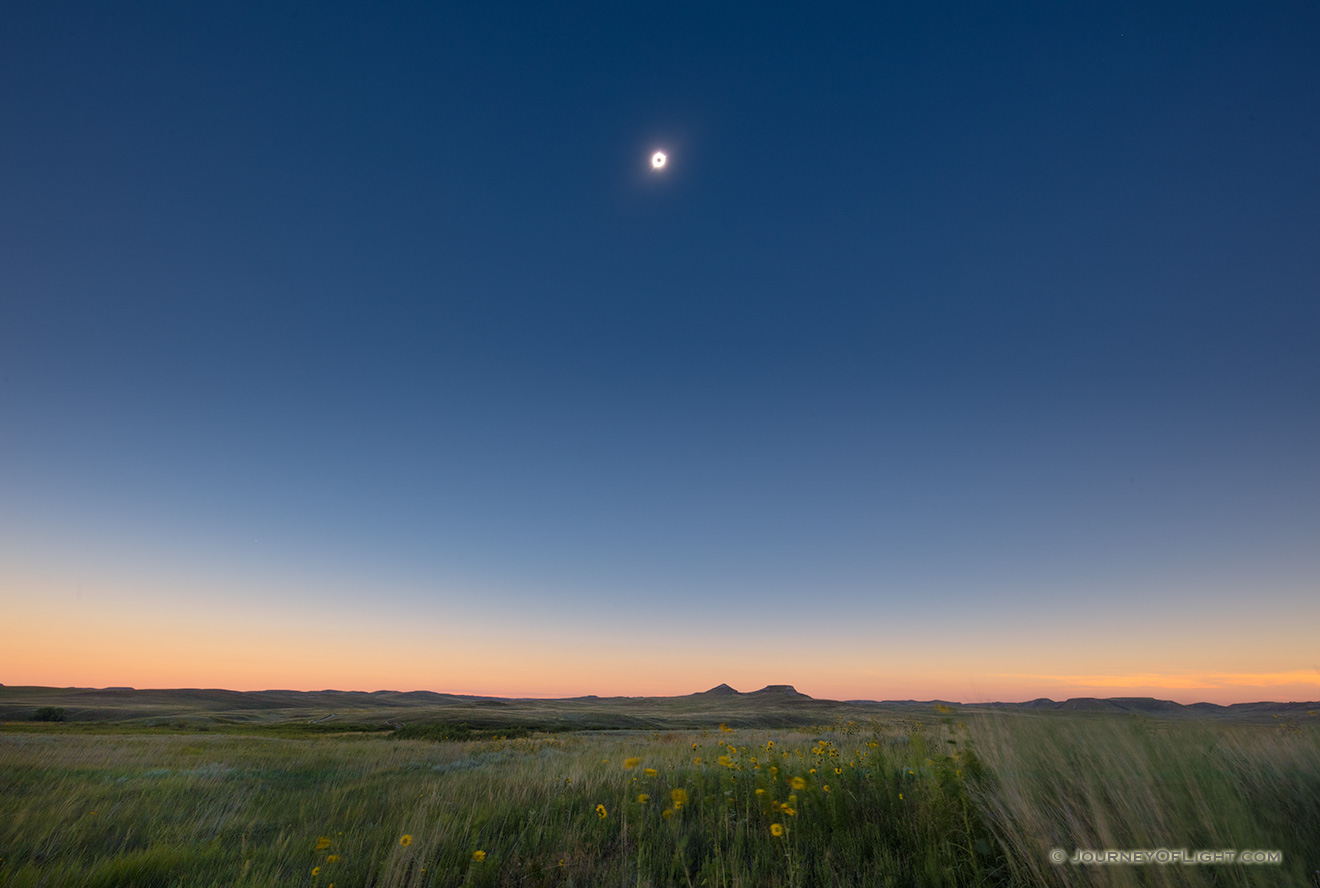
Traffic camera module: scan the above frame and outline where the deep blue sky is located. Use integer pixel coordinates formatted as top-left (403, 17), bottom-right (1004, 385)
top-left (3, 2), bottom-right (1318, 700)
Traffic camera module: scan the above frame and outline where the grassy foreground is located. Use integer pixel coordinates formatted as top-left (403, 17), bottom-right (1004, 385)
top-left (1, 713), bottom-right (1316, 887)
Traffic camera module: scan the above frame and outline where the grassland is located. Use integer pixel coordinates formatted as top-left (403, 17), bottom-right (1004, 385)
top-left (1, 688), bottom-right (1317, 887)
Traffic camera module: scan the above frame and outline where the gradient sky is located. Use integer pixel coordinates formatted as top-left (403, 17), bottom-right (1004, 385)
top-left (3, 2), bottom-right (1318, 704)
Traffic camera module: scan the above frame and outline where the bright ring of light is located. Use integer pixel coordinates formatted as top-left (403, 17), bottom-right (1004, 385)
top-left (651, 151), bottom-right (667, 169)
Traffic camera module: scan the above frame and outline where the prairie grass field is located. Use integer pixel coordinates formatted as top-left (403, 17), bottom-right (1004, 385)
top-left (1, 703), bottom-right (1317, 887)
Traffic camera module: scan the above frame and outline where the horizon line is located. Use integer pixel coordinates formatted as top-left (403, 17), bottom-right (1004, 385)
top-left (5, 682), bottom-right (1319, 708)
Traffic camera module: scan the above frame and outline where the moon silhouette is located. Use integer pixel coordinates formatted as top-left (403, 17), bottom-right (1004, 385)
top-left (651, 151), bottom-right (667, 170)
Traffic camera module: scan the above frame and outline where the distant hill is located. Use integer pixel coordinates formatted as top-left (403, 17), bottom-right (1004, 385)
top-left (694, 683), bottom-right (740, 696)
top-left (688, 684), bottom-right (820, 702)
top-left (1, 685), bottom-right (1314, 728)
top-left (974, 697), bottom-right (1320, 716)
top-left (747, 685), bottom-right (811, 699)
top-left (689, 684), bottom-right (813, 700)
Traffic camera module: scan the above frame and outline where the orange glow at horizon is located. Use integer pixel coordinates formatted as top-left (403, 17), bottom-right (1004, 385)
top-left (6, 568), bottom-right (1317, 706)
top-left (9, 626), bottom-right (1320, 705)
top-left (993, 670), bottom-right (1320, 691)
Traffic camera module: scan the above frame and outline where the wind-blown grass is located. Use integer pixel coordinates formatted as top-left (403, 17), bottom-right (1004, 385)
top-left (965, 712), bottom-right (1320, 887)
top-left (0, 720), bottom-right (999, 886)
top-left (1, 712), bottom-right (1315, 886)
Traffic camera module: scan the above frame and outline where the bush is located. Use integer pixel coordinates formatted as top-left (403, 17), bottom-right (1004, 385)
top-left (31, 706), bottom-right (66, 722)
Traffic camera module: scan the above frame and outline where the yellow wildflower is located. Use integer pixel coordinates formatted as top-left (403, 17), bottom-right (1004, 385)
top-left (637, 793), bottom-right (650, 804)
top-left (771, 823), bottom-right (784, 837)
top-left (755, 788), bottom-right (766, 796)
top-left (315, 837), bottom-right (332, 851)
top-left (644, 768), bottom-right (658, 777)
top-left (790, 776), bottom-right (806, 790)
top-left (399, 835), bottom-right (412, 847)
top-left (783, 806), bottom-right (796, 816)
top-left (670, 788), bottom-right (688, 808)
top-left (473, 850), bottom-right (486, 862)
top-left (718, 755), bottom-right (733, 767)
top-left (327, 855), bottom-right (340, 863)
top-left (312, 867), bottom-right (321, 876)
top-left (823, 784), bottom-right (830, 792)
top-left (596, 804), bottom-right (608, 819)
top-left (662, 808), bottom-right (674, 819)
top-left (624, 757), bottom-right (642, 769)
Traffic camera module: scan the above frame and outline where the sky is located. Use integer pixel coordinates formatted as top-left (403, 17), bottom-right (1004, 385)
top-left (2, 2), bottom-right (1318, 704)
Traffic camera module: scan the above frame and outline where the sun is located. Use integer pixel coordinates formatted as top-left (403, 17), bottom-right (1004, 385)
top-left (651, 150), bottom-right (667, 170)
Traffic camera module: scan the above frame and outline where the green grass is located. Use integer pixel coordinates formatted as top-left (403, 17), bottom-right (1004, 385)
top-left (966, 712), bottom-right (1320, 887)
top-left (0, 711), bottom-right (1316, 887)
